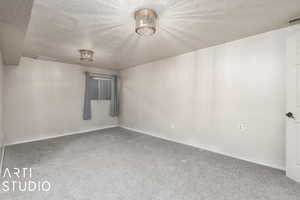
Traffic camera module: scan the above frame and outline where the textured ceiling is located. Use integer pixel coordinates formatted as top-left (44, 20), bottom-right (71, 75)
top-left (23, 0), bottom-right (300, 69)
top-left (0, 0), bottom-right (33, 65)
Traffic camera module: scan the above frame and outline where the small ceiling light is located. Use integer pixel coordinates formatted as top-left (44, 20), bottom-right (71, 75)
top-left (134, 8), bottom-right (158, 36)
top-left (79, 49), bottom-right (94, 62)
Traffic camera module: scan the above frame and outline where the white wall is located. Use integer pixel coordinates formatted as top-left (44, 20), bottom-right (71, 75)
top-left (0, 51), bottom-right (4, 147)
top-left (0, 50), bottom-right (4, 170)
top-left (120, 28), bottom-right (290, 169)
top-left (4, 57), bottom-right (118, 145)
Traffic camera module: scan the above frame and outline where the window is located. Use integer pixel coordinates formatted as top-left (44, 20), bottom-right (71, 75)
top-left (98, 79), bottom-right (111, 100)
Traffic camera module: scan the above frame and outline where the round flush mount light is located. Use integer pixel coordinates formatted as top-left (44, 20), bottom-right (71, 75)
top-left (134, 8), bottom-right (158, 36)
top-left (79, 49), bottom-right (94, 62)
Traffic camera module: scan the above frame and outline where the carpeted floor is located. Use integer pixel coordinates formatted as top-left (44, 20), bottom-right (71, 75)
top-left (1, 127), bottom-right (300, 200)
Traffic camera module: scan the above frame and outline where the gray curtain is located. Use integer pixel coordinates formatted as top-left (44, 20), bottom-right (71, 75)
top-left (83, 73), bottom-right (119, 120)
top-left (83, 72), bottom-right (99, 120)
top-left (110, 75), bottom-right (119, 117)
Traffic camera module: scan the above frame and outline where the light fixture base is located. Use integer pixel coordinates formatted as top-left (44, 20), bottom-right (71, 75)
top-left (134, 8), bottom-right (158, 36)
top-left (79, 49), bottom-right (94, 62)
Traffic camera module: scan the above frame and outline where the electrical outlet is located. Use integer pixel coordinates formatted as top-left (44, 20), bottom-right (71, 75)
top-left (239, 123), bottom-right (247, 132)
top-left (171, 123), bottom-right (175, 129)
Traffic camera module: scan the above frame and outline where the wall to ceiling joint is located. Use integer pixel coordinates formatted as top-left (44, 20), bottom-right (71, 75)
top-left (120, 25), bottom-right (300, 170)
top-left (1, 0), bottom-right (300, 170)
top-left (4, 57), bottom-right (119, 145)
top-left (22, 0), bottom-right (300, 69)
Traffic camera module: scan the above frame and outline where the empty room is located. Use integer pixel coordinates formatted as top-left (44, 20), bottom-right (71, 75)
top-left (1, 0), bottom-right (300, 199)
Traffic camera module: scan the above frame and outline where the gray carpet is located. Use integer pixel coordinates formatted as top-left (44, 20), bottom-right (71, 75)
top-left (1, 127), bottom-right (300, 200)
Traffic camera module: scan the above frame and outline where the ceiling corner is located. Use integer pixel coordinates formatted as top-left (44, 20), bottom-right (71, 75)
top-left (0, 0), bottom-right (34, 65)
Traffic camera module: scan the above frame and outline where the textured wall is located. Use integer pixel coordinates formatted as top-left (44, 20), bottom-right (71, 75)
top-left (0, 50), bottom-right (4, 170)
top-left (0, 51), bottom-right (4, 147)
top-left (120, 28), bottom-right (288, 169)
top-left (4, 57), bottom-right (118, 145)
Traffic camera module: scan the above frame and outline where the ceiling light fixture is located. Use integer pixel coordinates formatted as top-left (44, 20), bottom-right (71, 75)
top-left (79, 49), bottom-right (94, 62)
top-left (134, 8), bottom-right (158, 36)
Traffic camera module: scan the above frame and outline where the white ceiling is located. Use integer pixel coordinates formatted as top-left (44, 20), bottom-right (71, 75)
top-left (22, 0), bottom-right (300, 70)
top-left (0, 0), bottom-right (33, 65)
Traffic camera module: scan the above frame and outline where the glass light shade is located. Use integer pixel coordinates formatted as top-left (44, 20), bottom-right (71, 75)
top-left (135, 9), bottom-right (158, 36)
top-left (79, 49), bottom-right (94, 62)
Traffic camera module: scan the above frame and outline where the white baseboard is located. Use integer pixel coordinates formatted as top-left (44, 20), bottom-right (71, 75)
top-left (4, 124), bottom-right (285, 171)
top-left (5, 125), bottom-right (119, 146)
top-left (120, 125), bottom-right (285, 171)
